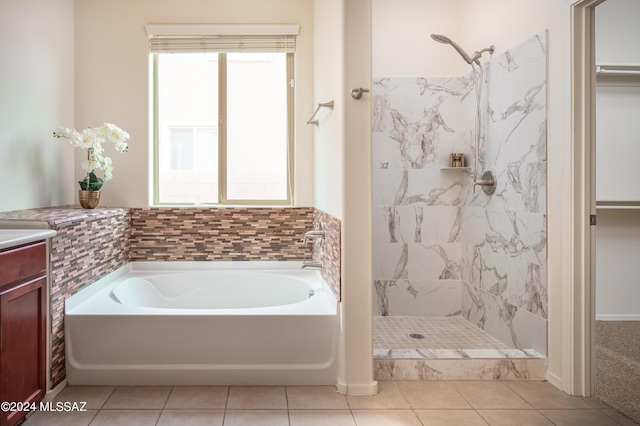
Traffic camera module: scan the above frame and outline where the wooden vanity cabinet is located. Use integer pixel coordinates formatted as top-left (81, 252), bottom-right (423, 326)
top-left (0, 241), bottom-right (47, 426)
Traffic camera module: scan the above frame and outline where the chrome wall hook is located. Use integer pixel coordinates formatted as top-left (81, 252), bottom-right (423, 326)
top-left (351, 88), bottom-right (370, 100)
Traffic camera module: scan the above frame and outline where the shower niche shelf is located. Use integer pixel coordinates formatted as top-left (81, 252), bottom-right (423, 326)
top-left (440, 167), bottom-right (472, 171)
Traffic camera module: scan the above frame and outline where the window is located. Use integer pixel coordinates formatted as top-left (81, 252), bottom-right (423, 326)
top-left (148, 24), bottom-right (297, 205)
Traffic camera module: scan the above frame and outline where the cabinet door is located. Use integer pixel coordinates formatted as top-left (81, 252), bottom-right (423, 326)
top-left (0, 276), bottom-right (46, 426)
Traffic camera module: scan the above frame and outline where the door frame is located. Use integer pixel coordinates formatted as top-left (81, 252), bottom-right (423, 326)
top-left (569, 0), bottom-right (606, 396)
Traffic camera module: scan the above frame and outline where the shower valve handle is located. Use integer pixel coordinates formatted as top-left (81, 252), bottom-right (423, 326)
top-left (473, 170), bottom-right (497, 195)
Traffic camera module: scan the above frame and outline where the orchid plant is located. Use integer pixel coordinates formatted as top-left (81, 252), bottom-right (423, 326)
top-left (53, 123), bottom-right (130, 191)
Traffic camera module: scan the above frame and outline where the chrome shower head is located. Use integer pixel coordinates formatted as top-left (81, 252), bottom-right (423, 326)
top-left (430, 33), bottom-right (473, 64)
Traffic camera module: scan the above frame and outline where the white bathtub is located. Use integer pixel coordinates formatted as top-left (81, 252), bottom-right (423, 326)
top-left (65, 262), bottom-right (339, 386)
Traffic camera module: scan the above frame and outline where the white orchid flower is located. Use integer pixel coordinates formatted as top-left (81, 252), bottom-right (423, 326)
top-left (54, 122), bottom-right (130, 186)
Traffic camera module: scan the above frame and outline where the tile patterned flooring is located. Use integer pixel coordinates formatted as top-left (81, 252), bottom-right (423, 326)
top-left (22, 381), bottom-right (638, 426)
top-left (373, 316), bottom-right (510, 351)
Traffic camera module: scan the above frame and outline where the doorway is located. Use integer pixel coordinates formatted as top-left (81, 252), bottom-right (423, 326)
top-left (593, 0), bottom-right (640, 421)
top-left (572, 0), bottom-right (640, 421)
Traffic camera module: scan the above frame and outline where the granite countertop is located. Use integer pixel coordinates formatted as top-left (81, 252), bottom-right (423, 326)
top-left (0, 229), bottom-right (57, 250)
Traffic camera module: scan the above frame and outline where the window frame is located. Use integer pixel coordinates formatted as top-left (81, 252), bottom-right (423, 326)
top-left (152, 51), bottom-right (295, 206)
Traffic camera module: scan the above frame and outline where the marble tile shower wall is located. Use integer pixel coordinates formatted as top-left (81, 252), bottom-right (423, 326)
top-left (461, 32), bottom-right (548, 355)
top-left (372, 74), bottom-right (475, 317)
top-left (372, 31), bottom-right (548, 355)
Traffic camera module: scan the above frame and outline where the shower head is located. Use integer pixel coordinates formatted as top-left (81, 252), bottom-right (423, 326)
top-left (430, 33), bottom-right (473, 64)
top-left (430, 34), bottom-right (495, 65)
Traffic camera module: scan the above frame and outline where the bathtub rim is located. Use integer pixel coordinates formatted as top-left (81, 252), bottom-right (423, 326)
top-left (65, 261), bottom-right (337, 316)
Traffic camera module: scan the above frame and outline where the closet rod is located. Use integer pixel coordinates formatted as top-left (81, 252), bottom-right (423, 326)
top-left (596, 66), bottom-right (640, 76)
top-left (596, 202), bottom-right (640, 210)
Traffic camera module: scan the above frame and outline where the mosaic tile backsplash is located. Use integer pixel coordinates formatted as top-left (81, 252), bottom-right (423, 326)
top-left (0, 206), bottom-right (131, 387)
top-left (313, 209), bottom-right (342, 301)
top-left (130, 207), bottom-right (342, 300)
top-left (129, 207), bottom-right (314, 261)
top-left (0, 205), bottom-right (341, 388)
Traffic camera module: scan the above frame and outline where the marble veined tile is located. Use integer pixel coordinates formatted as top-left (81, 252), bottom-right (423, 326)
top-left (373, 243), bottom-right (408, 281)
top-left (375, 358), bottom-right (547, 381)
top-left (372, 169), bottom-right (406, 206)
top-left (408, 243), bottom-right (461, 281)
top-left (372, 132), bottom-right (404, 170)
top-left (372, 31), bottom-right (547, 353)
top-left (406, 169), bottom-right (463, 206)
top-left (461, 282), bottom-right (547, 355)
top-left (385, 280), bottom-right (462, 317)
top-left (373, 205), bottom-right (462, 245)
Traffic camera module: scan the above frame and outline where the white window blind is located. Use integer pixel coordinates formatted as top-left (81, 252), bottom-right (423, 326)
top-left (145, 24), bottom-right (299, 53)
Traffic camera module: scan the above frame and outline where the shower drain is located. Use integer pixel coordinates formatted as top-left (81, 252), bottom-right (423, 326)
top-left (409, 333), bottom-right (425, 339)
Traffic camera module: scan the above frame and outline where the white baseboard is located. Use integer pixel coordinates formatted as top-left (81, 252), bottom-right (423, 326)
top-left (596, 314), bottom-right (640, 321)
top-left (24, 380), bottom-right (67, 423)
top-left (336, 380), bottom-right (378, 395)
top-left (546, 371), bottom-right (563, 391)
top-left (44, 380), bottom-right (67, 402)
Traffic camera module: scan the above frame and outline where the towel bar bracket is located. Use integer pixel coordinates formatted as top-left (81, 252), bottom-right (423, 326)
top-left (307, 100), bottom-right (334, 126)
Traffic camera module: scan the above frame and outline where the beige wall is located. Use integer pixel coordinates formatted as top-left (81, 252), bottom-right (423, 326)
top-left (339, 0), bottom-right (375, 394)
top-left (314, 0), bottom-right (376, 393)
top-left (313, 0), bottom-right (344, 219)
top-left (373, 0), bottom-right (465, 77)
top-left (75, 0), bottom-right (314, 207)
top-left (595, 0), bottom-right (640, 65)
top-left (0, 0), bottom-right (75, 212)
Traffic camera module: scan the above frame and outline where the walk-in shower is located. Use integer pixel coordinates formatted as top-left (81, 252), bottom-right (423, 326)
top-left (372, 26), bottom-right (548, 379)
top-left (431, 34), bottom-right (497, 194)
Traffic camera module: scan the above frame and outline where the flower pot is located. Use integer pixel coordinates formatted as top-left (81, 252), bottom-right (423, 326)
top-left (78, 190), bottom-right (100, 209)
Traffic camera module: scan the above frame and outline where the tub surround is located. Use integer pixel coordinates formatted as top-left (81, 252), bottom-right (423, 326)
top-left (313, 209), bottom-right (342, 300)
top-left (0, 205), bottom-right (342, 389)
top-left (129, 207), bottom-right (314, 262)
top-left (372, 32), bottom-right (547, 355)
top-left (0, 206), bottom-right (131, 388)
top-left (129, 207), bottom-right (341, 300)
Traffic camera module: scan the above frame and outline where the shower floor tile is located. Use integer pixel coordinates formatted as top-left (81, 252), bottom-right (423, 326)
top-left (373, 315), bottom-right (510, 352)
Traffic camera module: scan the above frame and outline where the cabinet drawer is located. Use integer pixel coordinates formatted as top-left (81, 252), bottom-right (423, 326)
top-left (0, 241), bottom-right (46, 288)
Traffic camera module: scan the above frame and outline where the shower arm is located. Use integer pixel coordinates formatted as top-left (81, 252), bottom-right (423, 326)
top-left (470, 46), bottom-right (496, 65)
